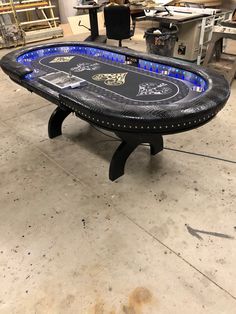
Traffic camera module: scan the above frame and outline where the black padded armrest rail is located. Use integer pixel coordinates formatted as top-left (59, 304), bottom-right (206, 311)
top-left (0, 55), bottom-right (32, 83)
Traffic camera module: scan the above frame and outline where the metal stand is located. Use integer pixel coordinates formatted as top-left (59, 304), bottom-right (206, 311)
top-left (74, 5), bottom-right (107, 43)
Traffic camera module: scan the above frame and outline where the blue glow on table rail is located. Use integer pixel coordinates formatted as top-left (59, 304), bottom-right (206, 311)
top-left (138, 59), bottom-right (207, 92)
top-left (17, 45), bottom-right (207, 92)
top-left (17, 46), bottom-right (126, 66)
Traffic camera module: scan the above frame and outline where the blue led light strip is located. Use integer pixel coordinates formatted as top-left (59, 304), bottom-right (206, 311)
top-left (138, 59), bottom-right (207, 91)
top-left (17, 45), bottom-right (207, 92)
top-left (17, 46), bottom-right (126, 66)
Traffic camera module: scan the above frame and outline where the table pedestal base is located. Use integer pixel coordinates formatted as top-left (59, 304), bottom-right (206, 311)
top-left (48, 107), bottom-right (164, 181)
top-left (109, 131), bottom-right (163, 181)
top-left (84, 34), bottom-right (107, 43)
top-left (48, 106), bottom-right (72, 138)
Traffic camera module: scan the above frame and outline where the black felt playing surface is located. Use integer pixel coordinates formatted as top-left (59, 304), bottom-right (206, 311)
top-left (32, 54), bottom-right (190, 105)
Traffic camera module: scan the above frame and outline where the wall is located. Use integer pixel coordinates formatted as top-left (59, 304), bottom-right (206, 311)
top-left (222, 0), bottom-right (236, 9)
top-left (58, 0), bottom-right (78, 23)
top-left (56, 0), bottom-right (236, 24)
top-left (52, 0), bottom-right (60, 19)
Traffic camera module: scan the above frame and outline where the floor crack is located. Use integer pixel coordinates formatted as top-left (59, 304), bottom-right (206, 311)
top-left (122, 212), bottom-right (236, 301)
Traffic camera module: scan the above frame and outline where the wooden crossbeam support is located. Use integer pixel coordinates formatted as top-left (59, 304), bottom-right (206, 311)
top-left (0, 2), bottom-right (49, 13)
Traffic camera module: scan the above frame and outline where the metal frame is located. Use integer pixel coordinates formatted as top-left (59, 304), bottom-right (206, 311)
top-left (197, 11), bottom-right (233, 65)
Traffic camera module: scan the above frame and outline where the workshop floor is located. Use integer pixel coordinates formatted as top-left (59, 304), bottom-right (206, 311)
top-left (0, 26), bottom-right (236, 314)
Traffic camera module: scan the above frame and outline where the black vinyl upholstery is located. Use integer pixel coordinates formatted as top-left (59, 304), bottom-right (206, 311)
top-left (104, 6), bottom-right (135, 46)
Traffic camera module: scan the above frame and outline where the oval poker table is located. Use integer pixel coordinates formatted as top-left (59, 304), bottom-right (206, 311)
top-left (0, 42), bottom-right (230, 181)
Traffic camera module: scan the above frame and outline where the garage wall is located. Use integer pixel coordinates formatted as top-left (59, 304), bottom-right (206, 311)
top-left (222, 0), bottom-right (236, 9)
top-left (52, 0), bottom-right (60, 19)
top-left (58, 0), bottom-right (78, 23)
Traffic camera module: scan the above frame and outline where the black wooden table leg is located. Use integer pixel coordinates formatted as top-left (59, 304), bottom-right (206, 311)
top-left (48, 106), bottom-right (72, 139)
top-left (109, 141), bottom-right (138, 181)
top-left (109, 131), bottom-right (164, 181)
top-left (150, 134), bottom-right (163, 155)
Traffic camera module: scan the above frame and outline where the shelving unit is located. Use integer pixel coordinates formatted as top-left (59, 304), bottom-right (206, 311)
top-left (0, 0), bottom-right (63, 48)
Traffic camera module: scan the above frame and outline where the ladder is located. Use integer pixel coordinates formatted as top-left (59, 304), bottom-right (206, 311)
top-left (0, 0), bottom-right (63, 48)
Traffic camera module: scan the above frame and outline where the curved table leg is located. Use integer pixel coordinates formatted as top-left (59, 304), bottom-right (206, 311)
top-left (48, 106), bottom-right (72, 139)
top-left (150, 135), bottom-right (163, 155)
top-left (109, 131), bottom-right (164, 181)
top-left (109, 141), bottom-right (138, 181)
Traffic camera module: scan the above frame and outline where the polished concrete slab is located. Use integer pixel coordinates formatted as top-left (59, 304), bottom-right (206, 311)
top-left (0, 27), bottom-right (236, 313)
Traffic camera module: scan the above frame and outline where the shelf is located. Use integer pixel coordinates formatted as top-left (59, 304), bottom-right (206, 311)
top-left (0, 1), bottom-right (49, 12)
top-left (20, 17), bottom-right (59, 26)
top-left (0, 26), bottom-right (63, 48)
top-left (0, 0), bottom-right (63, 48)
top-left (0, 0), bottom-right (47, 5)
top-left (0, 5), bottom-right (56, 14)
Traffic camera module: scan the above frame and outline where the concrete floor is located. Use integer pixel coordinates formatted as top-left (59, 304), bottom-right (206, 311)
top-left (0, 26), bottom-right (236, 314)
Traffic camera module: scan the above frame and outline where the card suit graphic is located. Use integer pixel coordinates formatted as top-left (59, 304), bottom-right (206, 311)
top-left (137, 82), bottom-right (172, 96)
top-left (70, 62), bottom-right (100, 72)
top-left (92, 72), bottom-right (128, 86)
